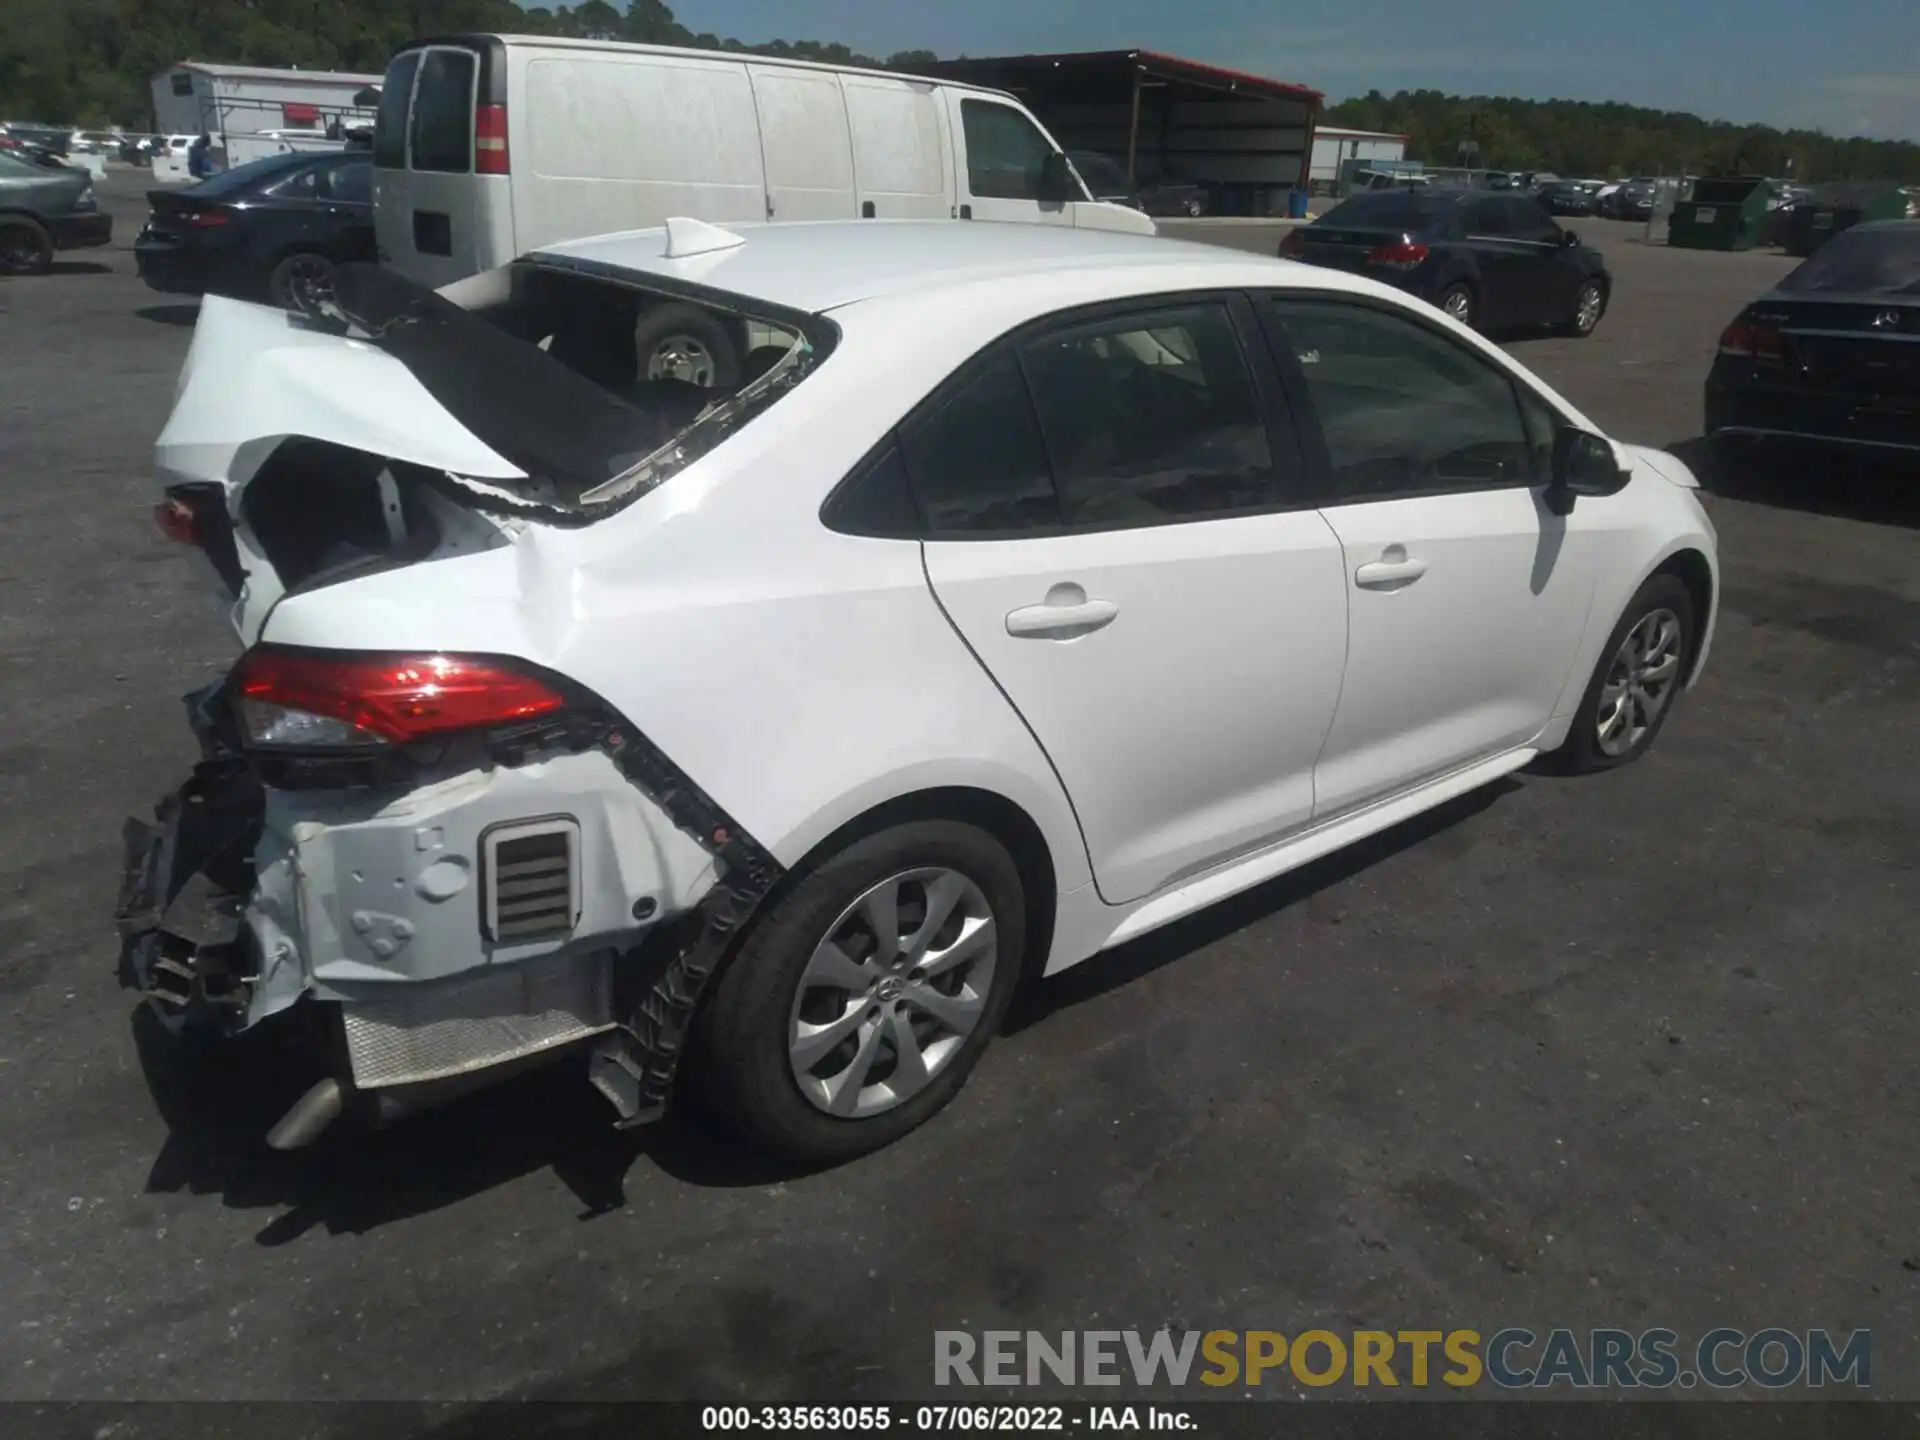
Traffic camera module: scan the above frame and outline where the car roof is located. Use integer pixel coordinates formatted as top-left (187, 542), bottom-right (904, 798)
top-left (535, 218), bottom-right (1355, 314)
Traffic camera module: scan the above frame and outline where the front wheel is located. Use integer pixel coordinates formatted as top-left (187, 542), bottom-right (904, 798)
top-left (695, 820), bottom-right (1026, 1161)
top-left (634, 302), bottom-right (741, 390)
top-left (1551, 573), bottom-right (1695, 773)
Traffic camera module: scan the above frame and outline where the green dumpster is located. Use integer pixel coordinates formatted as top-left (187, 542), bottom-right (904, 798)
top-left (1669, 176), bottom-right (1772, 250)
top-left (1783, 182), bottom-right (1915, 257)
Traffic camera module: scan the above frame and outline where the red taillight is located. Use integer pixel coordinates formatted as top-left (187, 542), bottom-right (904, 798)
top-left (175, 209), bottom-right (230, 229)
top-left (1279, 228), bottom-right (1305, 257)
top-left (1367, 239), bottom-right (1430, 267)
top-left (475, 103), bottom-right (509, 175)
top-left (231, 649), bottom-right (566, 748)
top-left (1718, 317), bottom-right (1783, 362)
top-left (154, 497), bottom-right (200, 546)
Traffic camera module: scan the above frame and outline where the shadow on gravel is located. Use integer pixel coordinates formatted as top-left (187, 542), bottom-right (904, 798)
top-left (1006, 777), bottom-right (1520, 1034)
top-left (1672, 435), bottom-right (1920, 530)
top-left (135, 302), bottom-right (199, 326)
top-left (131, 777), bottom-right (1523, 1239)
top-left (130, 1004), bottom-right (822, 1243)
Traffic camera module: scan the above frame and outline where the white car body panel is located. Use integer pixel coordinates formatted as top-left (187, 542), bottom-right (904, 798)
top-left (141, 217), bottom-right (1720, 1112)
top-left (924, 511), bottom-right (1349, 904)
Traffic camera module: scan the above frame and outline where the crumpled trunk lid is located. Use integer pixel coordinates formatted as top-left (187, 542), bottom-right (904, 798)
top-left (154, 295), bottom-right (528, 644)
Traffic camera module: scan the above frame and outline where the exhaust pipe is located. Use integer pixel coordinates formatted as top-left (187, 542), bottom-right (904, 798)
top-left (266, 1076), bottom-right (346, 1151)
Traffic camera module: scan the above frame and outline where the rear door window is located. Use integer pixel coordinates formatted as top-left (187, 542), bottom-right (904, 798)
top-left (1017, 303), bottom-right (1284, 525)
top-left (373, 50), bottom-right (421, 169)
top-left (901, 354), bottom-right (1061, 532)
top-left (409, 49), bottom-right (476, 174)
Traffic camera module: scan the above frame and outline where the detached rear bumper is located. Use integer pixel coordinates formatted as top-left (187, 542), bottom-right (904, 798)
top-left (118, 711), bottom-right (724, 1133)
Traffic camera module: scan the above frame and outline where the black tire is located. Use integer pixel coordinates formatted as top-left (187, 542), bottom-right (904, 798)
top-left (1437, 283), bottom-right (1476, 329)
top-left (1552, 573), bottom-right (1695, 774)
top-left (268, 251), bottom-right (337, 315)
top-left (0, 215), bottom-right (54, 275)
top-left (695, 820), bottom-right (1026, 1162)
top-left (1563, 277), bottom-right (1608, 337)
top-left (633, 302), bottom-right (741, 390)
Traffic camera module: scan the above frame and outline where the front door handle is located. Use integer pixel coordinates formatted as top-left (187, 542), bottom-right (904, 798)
top-left (1005, 583), bottom-right (1118, 640)
top-left (1354, 545), bottom-right (1428, 590)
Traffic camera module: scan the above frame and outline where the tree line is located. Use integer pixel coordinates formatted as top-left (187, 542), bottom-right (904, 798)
top-left (1326, 89), bottom-right (1920, 185)
top-left (3, 0), bottom-right (1914, 184)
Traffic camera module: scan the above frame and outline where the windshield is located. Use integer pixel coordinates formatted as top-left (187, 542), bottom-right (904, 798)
top-left (1776, 225), bottom-right (1920, 296)
top-left (324, 261), bottom-right (827, 514)
top-left (1320, 192), bottom-right (1446, 230)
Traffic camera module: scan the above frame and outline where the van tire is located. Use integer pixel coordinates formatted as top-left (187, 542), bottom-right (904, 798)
top-left (634, 303), bottom-right (741, 390)
top-left (0, 216), bottom-right (54, 275)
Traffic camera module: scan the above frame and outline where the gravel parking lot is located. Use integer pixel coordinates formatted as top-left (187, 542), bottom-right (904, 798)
top-left (2, 177), bottom-right (1915, 1402)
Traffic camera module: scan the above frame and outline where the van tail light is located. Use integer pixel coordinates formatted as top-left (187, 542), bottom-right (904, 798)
top-left (1718, 317), bottom-right (1784, 362)
top-left (475, 103), bottom-right (510, 175)
top-left (231, 649), bottom-right (566, 749)
top-left (1367, 239), bottom-right (1430, 268)
top-left (1279, 228), bottom-right (1305, 257)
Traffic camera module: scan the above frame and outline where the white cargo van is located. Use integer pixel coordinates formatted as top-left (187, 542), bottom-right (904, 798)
top-left (371, 36), bottom-right (1156, 382)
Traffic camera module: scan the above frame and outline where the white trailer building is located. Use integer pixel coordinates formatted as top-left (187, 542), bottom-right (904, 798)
top-left (150, 62), bottom-right (381, 176)
top-left (1308, 125), bottom-right (1409, 192)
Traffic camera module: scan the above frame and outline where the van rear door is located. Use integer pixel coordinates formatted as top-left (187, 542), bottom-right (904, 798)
top-left (842, 75), bottom-right (953, 221)
top-left (373, 40), bottom-right (514, 287)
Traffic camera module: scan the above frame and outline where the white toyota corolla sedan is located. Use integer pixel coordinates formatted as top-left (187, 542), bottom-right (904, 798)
top-left (122, 217), bottom-right (1717, 1160)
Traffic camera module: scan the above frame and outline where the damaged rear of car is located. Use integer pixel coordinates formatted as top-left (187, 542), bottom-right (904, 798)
top-left (119, 253), bottom-right (825, 1149)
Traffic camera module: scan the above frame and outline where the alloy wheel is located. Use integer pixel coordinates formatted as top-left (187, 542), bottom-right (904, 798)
top-left (0, 224), bottom-right (45, 273)
top-left (1442, 289), bottom-right (1473, 323)
top-left (1575, 282), bottom-right (1605, 334)
top-left (277, 256), bottom-right (336, 316)
top-left (647, 334), bottom-right (717, 387)
top-left (788, 867), bottom-right (998, 1119)
top-left (1596, 608), bottom-right (1682, 757)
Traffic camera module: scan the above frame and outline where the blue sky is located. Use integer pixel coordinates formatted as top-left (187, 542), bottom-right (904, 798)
top-left (660, 0), bottom-right (1919, 141)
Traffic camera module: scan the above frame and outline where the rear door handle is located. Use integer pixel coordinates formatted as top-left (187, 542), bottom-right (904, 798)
top-left (1354, 546), bottom-right (1428, 590)
top-left (1005, 584), bottom-right (1118, 640)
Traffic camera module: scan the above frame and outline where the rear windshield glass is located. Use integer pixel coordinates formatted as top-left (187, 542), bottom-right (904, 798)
top-left (1319, 193), bottom-right (1447, 230)
top-left (324, 262), bottom-right (828, 516)
top-left (373, 51), bottom-right (421, 169)
top-left (185, 152), bottom-right (314, 196)
top-left (1776, 226), bottom-right (1920, 296)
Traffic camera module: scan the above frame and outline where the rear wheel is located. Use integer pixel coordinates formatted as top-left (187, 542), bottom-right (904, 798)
top-left (634, 302), bottom-right (741, 390)
top-left (696, 820), bottom-right (1025, 1161)
top-left (0, 216), bottom-right (53, 275)
top-left (1565, 278), bottom-right (1608, 337)
top-left (1552, 573), bottom-right (1695, 773)
top-left (1438, 284), bottom-right (1476, 328)
top-left (269, 251), bottom-right (338, 316)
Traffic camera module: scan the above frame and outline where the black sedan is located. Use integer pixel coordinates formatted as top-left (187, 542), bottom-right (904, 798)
top-left (1068, 151), bottom-right (1209, 217)
top-left (1540, 181), bottom-right (1598, 216)
top-left (1706, 220), bottom-right (1920, 461)
top-left (0, 149), bottom-right (111, 274)
top-left (135, 150), bottom-right (373, 314)
top-left (1280, 188), bottom-right (1611, 335)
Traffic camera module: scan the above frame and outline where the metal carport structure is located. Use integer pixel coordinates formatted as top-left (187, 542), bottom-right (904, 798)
top-left (911, 50), bottom-right (1323, 217)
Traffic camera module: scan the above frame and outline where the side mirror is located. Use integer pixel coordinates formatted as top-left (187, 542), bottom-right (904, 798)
top-left (1038, 151), bottom-right (1075, 206)
top-left (1549, 427), bottom-right (1631, 509)
top-left (1560, 229), bottom-right (1581, 248)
